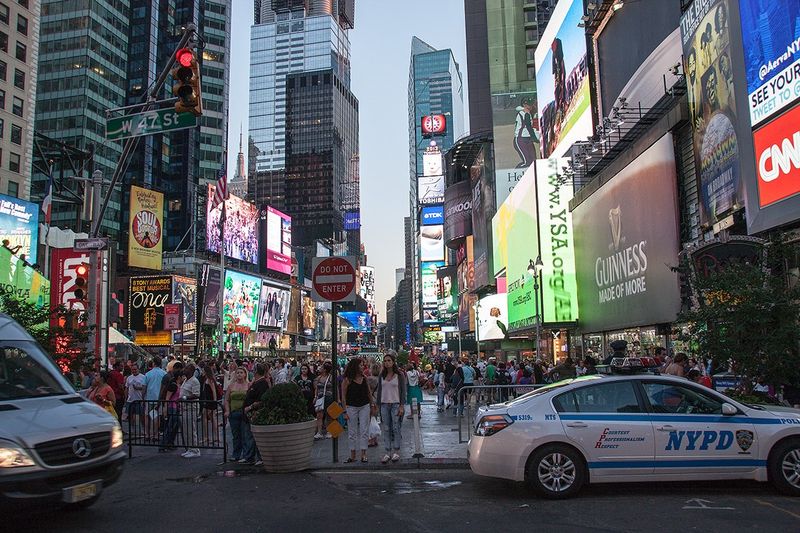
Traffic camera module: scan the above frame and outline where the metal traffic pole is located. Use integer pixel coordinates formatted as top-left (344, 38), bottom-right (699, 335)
top-left (331, 302), bottom-right (338, 463)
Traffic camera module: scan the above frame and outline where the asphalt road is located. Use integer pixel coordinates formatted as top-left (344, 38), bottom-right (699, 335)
top-left (9, 459), bottom-right (800, 533)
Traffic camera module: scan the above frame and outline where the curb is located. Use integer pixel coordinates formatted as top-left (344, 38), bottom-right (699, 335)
top-left (310, 457), bottom-right (470, 471)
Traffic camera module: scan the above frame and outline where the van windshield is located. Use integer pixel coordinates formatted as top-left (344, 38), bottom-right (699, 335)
top-left (0, 342), bottom-right (70, 400)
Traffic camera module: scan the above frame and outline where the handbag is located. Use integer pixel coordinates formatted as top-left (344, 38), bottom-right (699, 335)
top-left (104, 402), bottom-right (117, 418)
top-left (314, 376), bottom-right (330, 412)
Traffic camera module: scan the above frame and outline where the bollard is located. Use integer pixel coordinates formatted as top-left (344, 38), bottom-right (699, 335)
top-left (412, 398), bottom-right (424, 460)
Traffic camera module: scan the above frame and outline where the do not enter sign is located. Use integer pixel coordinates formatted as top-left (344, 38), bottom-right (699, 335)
top-left (311, 256), bottom-right (357, 303)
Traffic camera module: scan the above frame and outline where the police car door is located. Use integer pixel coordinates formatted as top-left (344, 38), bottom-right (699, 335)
top-left (554, 380), bottom-right (655, 477)
top-left (641, 380), bottom-right (759, 475)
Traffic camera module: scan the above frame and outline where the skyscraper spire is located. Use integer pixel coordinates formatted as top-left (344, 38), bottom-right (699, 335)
top-left (239, 123), bottom-right (243, 153)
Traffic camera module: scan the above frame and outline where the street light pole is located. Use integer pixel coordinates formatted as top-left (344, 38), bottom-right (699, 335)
top-left (528, 256), bottom-right (544, 361)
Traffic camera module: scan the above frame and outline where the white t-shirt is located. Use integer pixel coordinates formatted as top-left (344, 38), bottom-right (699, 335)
top-left (126, 373), bottom-right (146, 402)
top-left (180, 376), bottom-right (201, 399)
top-left (407, 370), bottom-right (420, 387)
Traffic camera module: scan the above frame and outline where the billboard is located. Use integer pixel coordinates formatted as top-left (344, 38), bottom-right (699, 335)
top-left (50, 248), bottom-right (89, 324)
top-left (476, 293), bottom-right (508, 341)
top-left (535, 0), bottom-right (592, 159)
top-left (172, 276), bottom-right (197, 345)
top-left (420, 224), bottom-right (444, 262)
top-left (458, 291), bottom-right (477, 332)
top-left (265, 205), bottom-right (291, 274)
top-left (206, 184), bottom-right (259, 264)
top-left (338, 311), bottom-right (371, 332)
top-left (470, 144), bottom-right (495, 289)
top-left (128, 276), bottom-right (172, 345)
top-left (199, 265), bottom-right (222, 326)
top-left (421, 114), bottom-right (447, 136)
top-left (421, 205), bottom-right (444, 226)
top-left (681, 0), bottom-right (745, 228)
top-left (423, 150), bottom-right (443, 177)
top-left (344, 209), bottom-right (361, 230)
top-left (0, 194), bottom-right (38, 264)
top-left (457, 236), bottom-right (474, 295)
top-left (223, 270), bottom-right (261, 333)
top-left (418, 175), bottom-right (445, 205)
top-left (359, 266), bottom-right (375, 313)
top-left (739, 0), bottom-right (800, 127)
top-left (302, 292), bottom-right (316, 333)
top-left (0, 245), bottom-right (48, 307)
top-left (536, 158), bottom-right (578, 324)
top-left (572, 135), bottom-right (681, 333)
top-left (421, 260), bottom-right (445, 307)
top-left (492, 93), bottom-right (539, 174)
top-left (258, 280), bottom-right (290, 330)
top-left (753, 103), bottom-right (800, 207)
top-left (437, 265), bottom-right (458, 323)
top-left (443, 180), bottom-right (472, 247)
top-left (128, 185), bottom-right (164, 270)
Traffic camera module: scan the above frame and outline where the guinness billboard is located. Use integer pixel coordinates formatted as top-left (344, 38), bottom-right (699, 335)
top-left (573, 135), bottom-right (681, 333)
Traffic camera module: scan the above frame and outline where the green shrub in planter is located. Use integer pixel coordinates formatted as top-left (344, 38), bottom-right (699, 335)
top-left (251, 383), bottom-right (315, 426)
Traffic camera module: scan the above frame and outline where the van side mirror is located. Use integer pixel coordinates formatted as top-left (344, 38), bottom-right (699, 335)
top-left (722, 403), bottom-right (737, 416)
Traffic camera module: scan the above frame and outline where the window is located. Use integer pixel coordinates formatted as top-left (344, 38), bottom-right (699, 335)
top-left (0, 31), bottom-right (7, 52)
top-left (0, 89), bottom-right (5, 109)
top-left (8, 152), bottom-right (19, 172)
top-left (16, 0), bottom-right (27, 9)
top-left (14, 40), bottom-right (24, 61)
top-left (11, 95), bottom-right (21, 116)
top-left (642, 382), bottom-right (723, 415)
top-left (0, 59), bottom-right (5, 81)
top-left (0, 4), bottom-right (8, 25)
top-left (553, 381), bottom-right (642, 413)
top-left (12, 68), bottom-right (22, 89)
top-left (7, 180), bottom-right (17, 197)
top-left (0, 117), bottom-right (4, 137)
top-left (10, 123), bottom-right (20, 144)
top-left (16, 14), bottom-right (26, 35)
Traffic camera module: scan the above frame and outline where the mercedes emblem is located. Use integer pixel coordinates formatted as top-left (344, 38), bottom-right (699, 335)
top-left (72, 438), bottom-right (92, 459)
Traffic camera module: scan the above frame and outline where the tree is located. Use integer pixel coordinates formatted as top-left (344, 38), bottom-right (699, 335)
top-left (0, 295), bottom-right (50, 347)
top-left (677, 237), bottom-right (800, 392)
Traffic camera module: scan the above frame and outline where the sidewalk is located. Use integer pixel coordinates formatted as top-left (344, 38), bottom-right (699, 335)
top-left (309, 396), bottom-right (469, 469)
top-left (123, 393), bottom-right (471, 473)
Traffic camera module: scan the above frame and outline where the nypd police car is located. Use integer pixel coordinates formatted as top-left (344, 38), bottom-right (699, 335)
top-left (468, 361), bottom-right (800, 499)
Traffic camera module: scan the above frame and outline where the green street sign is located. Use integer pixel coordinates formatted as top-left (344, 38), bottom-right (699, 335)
top-left (106, 108), bottom-right (198, 140)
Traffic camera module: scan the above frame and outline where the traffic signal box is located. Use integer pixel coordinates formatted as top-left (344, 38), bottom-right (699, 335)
top-left (171, 48), bottom-right (203, 116)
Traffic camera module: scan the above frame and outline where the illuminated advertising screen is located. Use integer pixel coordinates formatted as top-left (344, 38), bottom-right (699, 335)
top-left (0, 194), bottom-right (38, 264)
top-left (443, 180), bottom-right (472, 246)
top-left (420, 224), bottom-right (444, 262)
top-left (265, 205), bottom-right (292, 274)
top-left (753, 103), bottom-right (800, 207)
top-left (456, 236), bottom-right (474, 296)
top-left (344, 209), bottom-right (361, 230)
top-left (302, 292), bottom-right (316, 333)
top-left (128, 276), bottom-right (172, 345)
top-left (223, 270), bottom-right (261, 333)
top-left (573, 135), bottom-right (680, 333)
top-left (423, 327), bottom-right (444, 344)
top-left (680, 0), bottom-right (744, 228)
top-left (128, 185), bottom-right (164, 270)
top-left (437, 265), bottom-right (458, 323)
top-left (206, 184), bottom-right (259, 264)
top-left (338, 311), bottom-right (371, 332)
top-left (423, 150), bottom-right (443, 177)
top-left (535, 0), bottom-right (592, 159)
top-left (738, 0), bottom-right (800, 127)
top-left (172, 276), bottom-right (197, 345)
top-left (477, 293), bottom-right (508, 341)
top-left (418, 175), bottom-right (445, 205)
top-left (359, 266), bottom-right (375, 313)
top-left (258, 280), bottom-right (290, 330)
top-left (536, 158), bottom-right (578, 324)
top-left (421, 205), bottom-right (444, 226)
top-left (421, 114), bottom-right (447, 137)
top-left (421, 260), bottom-right (445, 307)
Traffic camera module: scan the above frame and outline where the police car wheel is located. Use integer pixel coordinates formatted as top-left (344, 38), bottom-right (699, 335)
top-left (527, 444), bottom-right (585, 499)
top-left (770, 439), bottom-right (800, 496)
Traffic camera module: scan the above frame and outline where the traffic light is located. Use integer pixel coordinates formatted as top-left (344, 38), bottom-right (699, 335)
top-left (171, 47), bottom-right (202, 116)
top-left (73, 263), bottom-right (89, 302)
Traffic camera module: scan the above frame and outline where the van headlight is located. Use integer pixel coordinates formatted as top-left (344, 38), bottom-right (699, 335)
top-left (0, 440), bottom-right (35, 468)
top-left (111, 426), bottom-right (124, 448)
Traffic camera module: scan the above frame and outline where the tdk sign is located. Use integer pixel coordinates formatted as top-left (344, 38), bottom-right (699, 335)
top-left (421, 206), bottom-right (444, 226)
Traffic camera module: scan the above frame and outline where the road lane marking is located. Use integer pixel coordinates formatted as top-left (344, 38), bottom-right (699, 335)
top-left (754, 498), bottom-right (800, 520)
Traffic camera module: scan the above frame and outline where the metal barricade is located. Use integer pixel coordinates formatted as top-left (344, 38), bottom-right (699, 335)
top-left (127, 399), bottom-right (227, 461)
top-left (456, 384), bottom-right (545, 443)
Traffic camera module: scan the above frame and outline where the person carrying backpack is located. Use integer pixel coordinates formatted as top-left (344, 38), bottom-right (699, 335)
top-left (496, 362), bottom-right (511, 402)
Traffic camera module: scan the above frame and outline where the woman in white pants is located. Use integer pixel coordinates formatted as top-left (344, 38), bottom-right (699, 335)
top-left (342, 358), bottom-right (375, 463)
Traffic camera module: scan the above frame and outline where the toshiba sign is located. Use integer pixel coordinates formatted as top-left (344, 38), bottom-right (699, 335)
top-left (754, 104), bottom-right (800, 208)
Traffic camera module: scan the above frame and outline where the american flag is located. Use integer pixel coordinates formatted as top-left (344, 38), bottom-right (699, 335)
top-left (210, 162), bottom-right (228, 211)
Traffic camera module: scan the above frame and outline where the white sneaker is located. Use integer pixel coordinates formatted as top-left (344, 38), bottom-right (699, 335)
top-left (183, 450), bottom-right (200, 458)
top-left (391, 453), bottom-right (400, 463)
top-left (325, 433), bottom-right (332, 439)
top-left (181, 450), bottom-right (192, 458)
top-left (381, 454), bottom-right (390, 464)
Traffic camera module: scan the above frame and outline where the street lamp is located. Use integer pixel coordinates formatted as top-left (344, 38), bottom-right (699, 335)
top-left (473, 300), bottom-right (481, 361)
top-left (527, 256), bottom-right (544, 360)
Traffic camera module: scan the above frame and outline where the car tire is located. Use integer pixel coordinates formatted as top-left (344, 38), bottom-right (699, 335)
top-left (64, 494), bottom-right (101, 511)
top-left (769, 438), bottom-right (800, 496)
top-left (527, 444), bottom-right (586, 499)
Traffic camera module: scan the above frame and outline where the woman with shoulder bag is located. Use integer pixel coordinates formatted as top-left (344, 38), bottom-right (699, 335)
top-left (342, 358), bottom-right (375, 463)
top-left (313, 362), bottom-right (334, 440)
top-left (376, 354), bottom-right (406, 464)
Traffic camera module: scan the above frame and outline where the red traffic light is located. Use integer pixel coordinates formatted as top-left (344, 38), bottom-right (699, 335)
top-left (176, 48), bottom-right (194, 68)
top-left (75, 264), bottom-right (88, 277)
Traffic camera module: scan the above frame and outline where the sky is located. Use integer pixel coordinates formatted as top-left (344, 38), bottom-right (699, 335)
top-left (227, 0), bottom-right (469, 322)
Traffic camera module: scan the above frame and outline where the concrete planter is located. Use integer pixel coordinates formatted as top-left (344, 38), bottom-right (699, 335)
top-left (250, 419), bottom-right (317, 473)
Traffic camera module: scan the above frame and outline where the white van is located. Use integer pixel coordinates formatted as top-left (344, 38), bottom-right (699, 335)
top-left (0, 313), bottom-right (126, 509)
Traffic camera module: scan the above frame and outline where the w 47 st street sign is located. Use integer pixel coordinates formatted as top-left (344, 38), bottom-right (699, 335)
top-left (106, 108), bottom-right (198, 141)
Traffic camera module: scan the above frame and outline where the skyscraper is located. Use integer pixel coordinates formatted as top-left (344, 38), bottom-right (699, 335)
top-left (407, 37), bottom-right (464, 335)
top-left (33, 0), bottom-right (231, 250)
top-left (0, 0), bottom-right (39, 201)
top-left (249, 0), bottom-right (359, 256)
top-left (228, 126), bottom-right (247, 199)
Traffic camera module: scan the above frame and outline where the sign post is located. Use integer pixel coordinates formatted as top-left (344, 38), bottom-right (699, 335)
top-left (311, 256), bottom-right (357, 463)
top-left (106, 108), bottom-right (198, 141)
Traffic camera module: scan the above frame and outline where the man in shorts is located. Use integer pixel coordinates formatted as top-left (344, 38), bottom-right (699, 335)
top-left (125, 364), bottom-right (146, 435)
